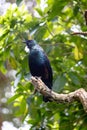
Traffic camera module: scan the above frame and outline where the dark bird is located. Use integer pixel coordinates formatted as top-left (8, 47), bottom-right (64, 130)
top-left (24, 40), bottom-right (53, 102)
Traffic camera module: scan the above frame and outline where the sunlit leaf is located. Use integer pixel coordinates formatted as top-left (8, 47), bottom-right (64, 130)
top-left (74, 45), bottom-right (83, 60)
top-left (7, 94), bottom-right (21, 103)
top-left (9, 56), bottom-right (17, 69)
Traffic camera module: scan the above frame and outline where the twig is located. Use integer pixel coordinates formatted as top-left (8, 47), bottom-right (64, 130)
top-left (31, 76), bottom-right (87, 113)
top-left (72, 32), bottom-right (87, 36)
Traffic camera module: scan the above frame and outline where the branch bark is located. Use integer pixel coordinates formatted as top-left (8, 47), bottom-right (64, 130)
top-left (72, 32), bottom-right (87, 36)
top-left (31, 76), bottom-right (87, 113)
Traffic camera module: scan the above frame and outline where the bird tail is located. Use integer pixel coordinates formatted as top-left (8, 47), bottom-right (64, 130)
top-left (43, 96), bottom-right (51, 102)
top-left (43, 83), bottom-right (52, 102)
top-left (42, 80), bottom-right (52, 102)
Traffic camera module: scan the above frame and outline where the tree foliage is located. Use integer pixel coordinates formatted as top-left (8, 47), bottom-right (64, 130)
top-left (0, 0), bottom-right (87, 129)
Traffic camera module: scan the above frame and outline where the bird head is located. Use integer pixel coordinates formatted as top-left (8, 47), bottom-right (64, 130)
top-left (23, 40), bottom-right (36, 50)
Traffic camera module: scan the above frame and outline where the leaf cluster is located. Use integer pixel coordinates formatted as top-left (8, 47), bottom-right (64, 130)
top-left (1, 0), bottom-right (87, 129)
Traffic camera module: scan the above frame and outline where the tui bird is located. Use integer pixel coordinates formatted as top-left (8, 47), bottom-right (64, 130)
top-left (24, 40), bottom-right (53, 102)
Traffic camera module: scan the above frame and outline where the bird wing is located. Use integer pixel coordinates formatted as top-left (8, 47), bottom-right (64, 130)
top-left (42, 55), bottom-right (53, 86)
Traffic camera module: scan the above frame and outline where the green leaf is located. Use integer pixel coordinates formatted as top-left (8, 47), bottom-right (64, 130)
top-left (9, 56), bottom-right (17, 69)
top-left (17, 98), bottom-right (26, 115)
top-left (68, 72), bottom-right (80, 86)
top-left (53, 74), bottom-right (66, 92)
top-left (7, 94), bottom-right (20, 103)
top-left (47, 0), bottom-right (68, 21)
top-left (34, 26), bottom-right (47, 42)
top-left (16, 0), bottom-right (22, 5)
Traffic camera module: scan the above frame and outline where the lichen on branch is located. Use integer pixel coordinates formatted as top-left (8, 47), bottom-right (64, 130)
top-left (31, 76), bottom-right (87, 113)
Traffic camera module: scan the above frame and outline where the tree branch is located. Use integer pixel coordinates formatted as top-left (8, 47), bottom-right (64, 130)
top-left (31, 76), bottom-right (87, 113)
top-left (71, 32), bottom-right (87, 36)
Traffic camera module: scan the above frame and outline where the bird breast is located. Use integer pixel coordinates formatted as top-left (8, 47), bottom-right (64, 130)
top-left (29, 49), bottom-right (45, 64)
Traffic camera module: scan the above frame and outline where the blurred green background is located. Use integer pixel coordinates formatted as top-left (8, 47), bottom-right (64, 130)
top-left (0, 0), bottom-right (87, 129)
